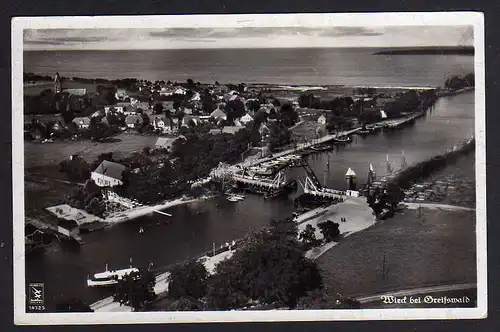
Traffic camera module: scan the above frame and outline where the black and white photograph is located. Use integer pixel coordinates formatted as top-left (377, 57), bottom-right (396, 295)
top-left (12, 13), bottom-right (486, 324)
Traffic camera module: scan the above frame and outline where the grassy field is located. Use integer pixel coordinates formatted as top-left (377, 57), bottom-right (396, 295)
top-left (291, 121), bottom-right (322, 141)
top-left (24, 133), bottom-right (158, 168)
top-left (24, 81), bottom-right (101, 96)
top-left (317, 208), bottom-right (476, 299)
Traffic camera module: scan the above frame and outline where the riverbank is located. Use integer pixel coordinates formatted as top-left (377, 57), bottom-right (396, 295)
top-left (90, 246), bottom-right (236, 312)
top-left (103, 195), bottom-right (212, 224)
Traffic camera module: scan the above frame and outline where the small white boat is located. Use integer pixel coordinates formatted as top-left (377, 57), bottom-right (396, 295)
top-left (227, 194), bottom-right (245, 202)
top-left (87, 264), bottom-right (139, 287)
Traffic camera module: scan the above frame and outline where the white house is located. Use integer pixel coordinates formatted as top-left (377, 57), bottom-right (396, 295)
top-left (240, 113), bottom-right (254, 125)
top-left (155, 137), bottom-right (177, 151)
top-left (91, 160), bottom-right (127, 187)
top-left (190, 92), bottom-right (201, 101)
top-left (152, 116), bottom-right (174, 133)
top-left (210, 108), bottom-right (227, 121)
top-left (115, 89), bottom-right (128, 100)
top-left (72, 117), bottom-right (91, 129)
top-left (174, 87), bottom-right (187, 95)
top-left (104, 105), bottom-right (124, 114)
top-left (317, 114), bottom-right (327, 125)
top-left (125, 114), bottom-right (143, 128)
top-left (124, 107), bottom-right (140, 116)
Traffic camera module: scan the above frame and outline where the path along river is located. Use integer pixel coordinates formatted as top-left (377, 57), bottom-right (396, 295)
top-left (25, 90), bottom-right (475, 311)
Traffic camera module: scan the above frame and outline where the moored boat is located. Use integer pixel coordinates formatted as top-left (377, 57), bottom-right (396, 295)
top-left (332, 136), bottom-right (352, 144)
top-left (87, 264), bottom-right (139, 287)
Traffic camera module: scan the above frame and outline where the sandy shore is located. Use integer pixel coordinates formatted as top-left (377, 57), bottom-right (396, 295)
top-left (295, 197), bottom-right (376, 260)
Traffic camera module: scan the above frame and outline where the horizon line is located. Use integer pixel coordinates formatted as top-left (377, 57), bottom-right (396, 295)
top-left (24, 45), bottom-right (474, 52)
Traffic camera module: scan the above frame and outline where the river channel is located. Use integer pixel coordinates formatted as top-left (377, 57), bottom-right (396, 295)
top-left (25, 90), bottom-right (475, 311)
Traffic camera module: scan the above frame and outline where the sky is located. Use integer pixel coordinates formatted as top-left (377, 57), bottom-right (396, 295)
top-left (23, 26), bottom-right (474, 51)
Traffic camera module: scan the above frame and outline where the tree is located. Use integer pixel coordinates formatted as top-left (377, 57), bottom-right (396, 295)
top-left (278, 102), bottom-right (299, 127)
top-left (298, 93), bottom-right (316, 108)
top-left (207, 230), bottom-right (322, 308)
top-left (366, 183), bottom-right (405, 218)
top-left (85, 196), bottom-right (106, 218)
top-left (246, 99), bottom-right (261, 113)
top-left (299, 224), bottom-right (318, 247)
top-left (168, 259), bottom-right (209, 300)
top-left (268, 121), bottom-right (292, 151)
top-left (269, 217), bottom-right (298, 242)
top-left (317, 220), bottom-right (340, 242)
top-left (296, 288), bottom-right (329, 309)
top-left (175, 109), bottom-right (185, 130)
top-left (225, 98), bottom-right (246, 123)
top-left (90, 152), bottom-right (114, 171)
top-left (59, 155), bottom-right (91, 182)
top-left (114, 269), bottom-right (156, 311)
top-left (153, 102), bottom-right (164, 115)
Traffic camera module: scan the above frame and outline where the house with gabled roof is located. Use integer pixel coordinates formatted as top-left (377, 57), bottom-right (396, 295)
top-left (239, 113), bottom-right (254, 125)
top-left (125, 114), bottom-right (143, 128)
top-left (72, 117), bottom-right (91, 129)
top-left (154, 137), bottom-right (176, 151)
top-left (209, 126), bottom-right (246, 135)
top-left (91, 160), bottom-right (127, 187)
top-left (317, 113), bottom-right (327, 125)
top-left (104, 105), bottom-right (124, 114)
top-left (210, 108), bottom-right (227, 121)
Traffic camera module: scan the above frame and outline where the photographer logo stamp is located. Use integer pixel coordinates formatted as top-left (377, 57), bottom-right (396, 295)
top-left (28, 283), bottom-right (45, 311)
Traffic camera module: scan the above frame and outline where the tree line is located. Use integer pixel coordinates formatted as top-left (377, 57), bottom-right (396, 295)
top-left (444, 73), bottom-right (474, 91)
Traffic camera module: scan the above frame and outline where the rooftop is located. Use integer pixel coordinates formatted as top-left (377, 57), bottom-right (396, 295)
top-left (92, 160), bottom-right (127, 181)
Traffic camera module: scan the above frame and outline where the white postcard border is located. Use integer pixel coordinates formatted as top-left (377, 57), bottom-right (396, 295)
top-left (12, 12), bottom-right (487, 325)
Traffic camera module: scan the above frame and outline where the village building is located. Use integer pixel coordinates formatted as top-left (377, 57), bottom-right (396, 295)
top-left (258, 122), bottom-right (270, 136)
top-left (154, 137), bottom-right (177, 151)
top-left (174, 87), bottom-right (187, 95)
top-left (239, 113), bottom-right (254, 125)
top-left (161, 101), bottom-right (175, 111)
top-left (209, 126), bottom-right (246, 135)
top-left (91, 109), bottom-right (104, 118)
top-left (124, 106), bottom-right (140, 116)
top-left (317, 114), bottom-right (327, 125)
top-left (210, 108), bottom-right (227, 121)
top-left (133, 101), bottom-right (151, 111)
top-left (125, 114), bottom-right (143, 128)
top-left (72, 116), bottom-right (91, 129)
top-left (62, 88), bottom-right (87, 97)
top-left (182, 115), bottom-right (199, 127)
top-left (91, 160), bottom-right (127, 187)
top-left (198, 115), bottom-right (211, 123)
top-left (151, 115), bottom-right (174, 133)
top-left (190, 92), bottom-right (201, 101)
top-left (104, 105), bottom-right (125, 114)
top-left (115, 89), bottom-right (128, 101)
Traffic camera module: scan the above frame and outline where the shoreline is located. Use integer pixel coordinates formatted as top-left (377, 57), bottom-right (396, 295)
top-left (103, 195), bottom-right (214, 224)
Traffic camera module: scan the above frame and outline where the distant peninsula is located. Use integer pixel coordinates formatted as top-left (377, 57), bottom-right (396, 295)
top-left (374, 46), bottom-right (474, 56)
